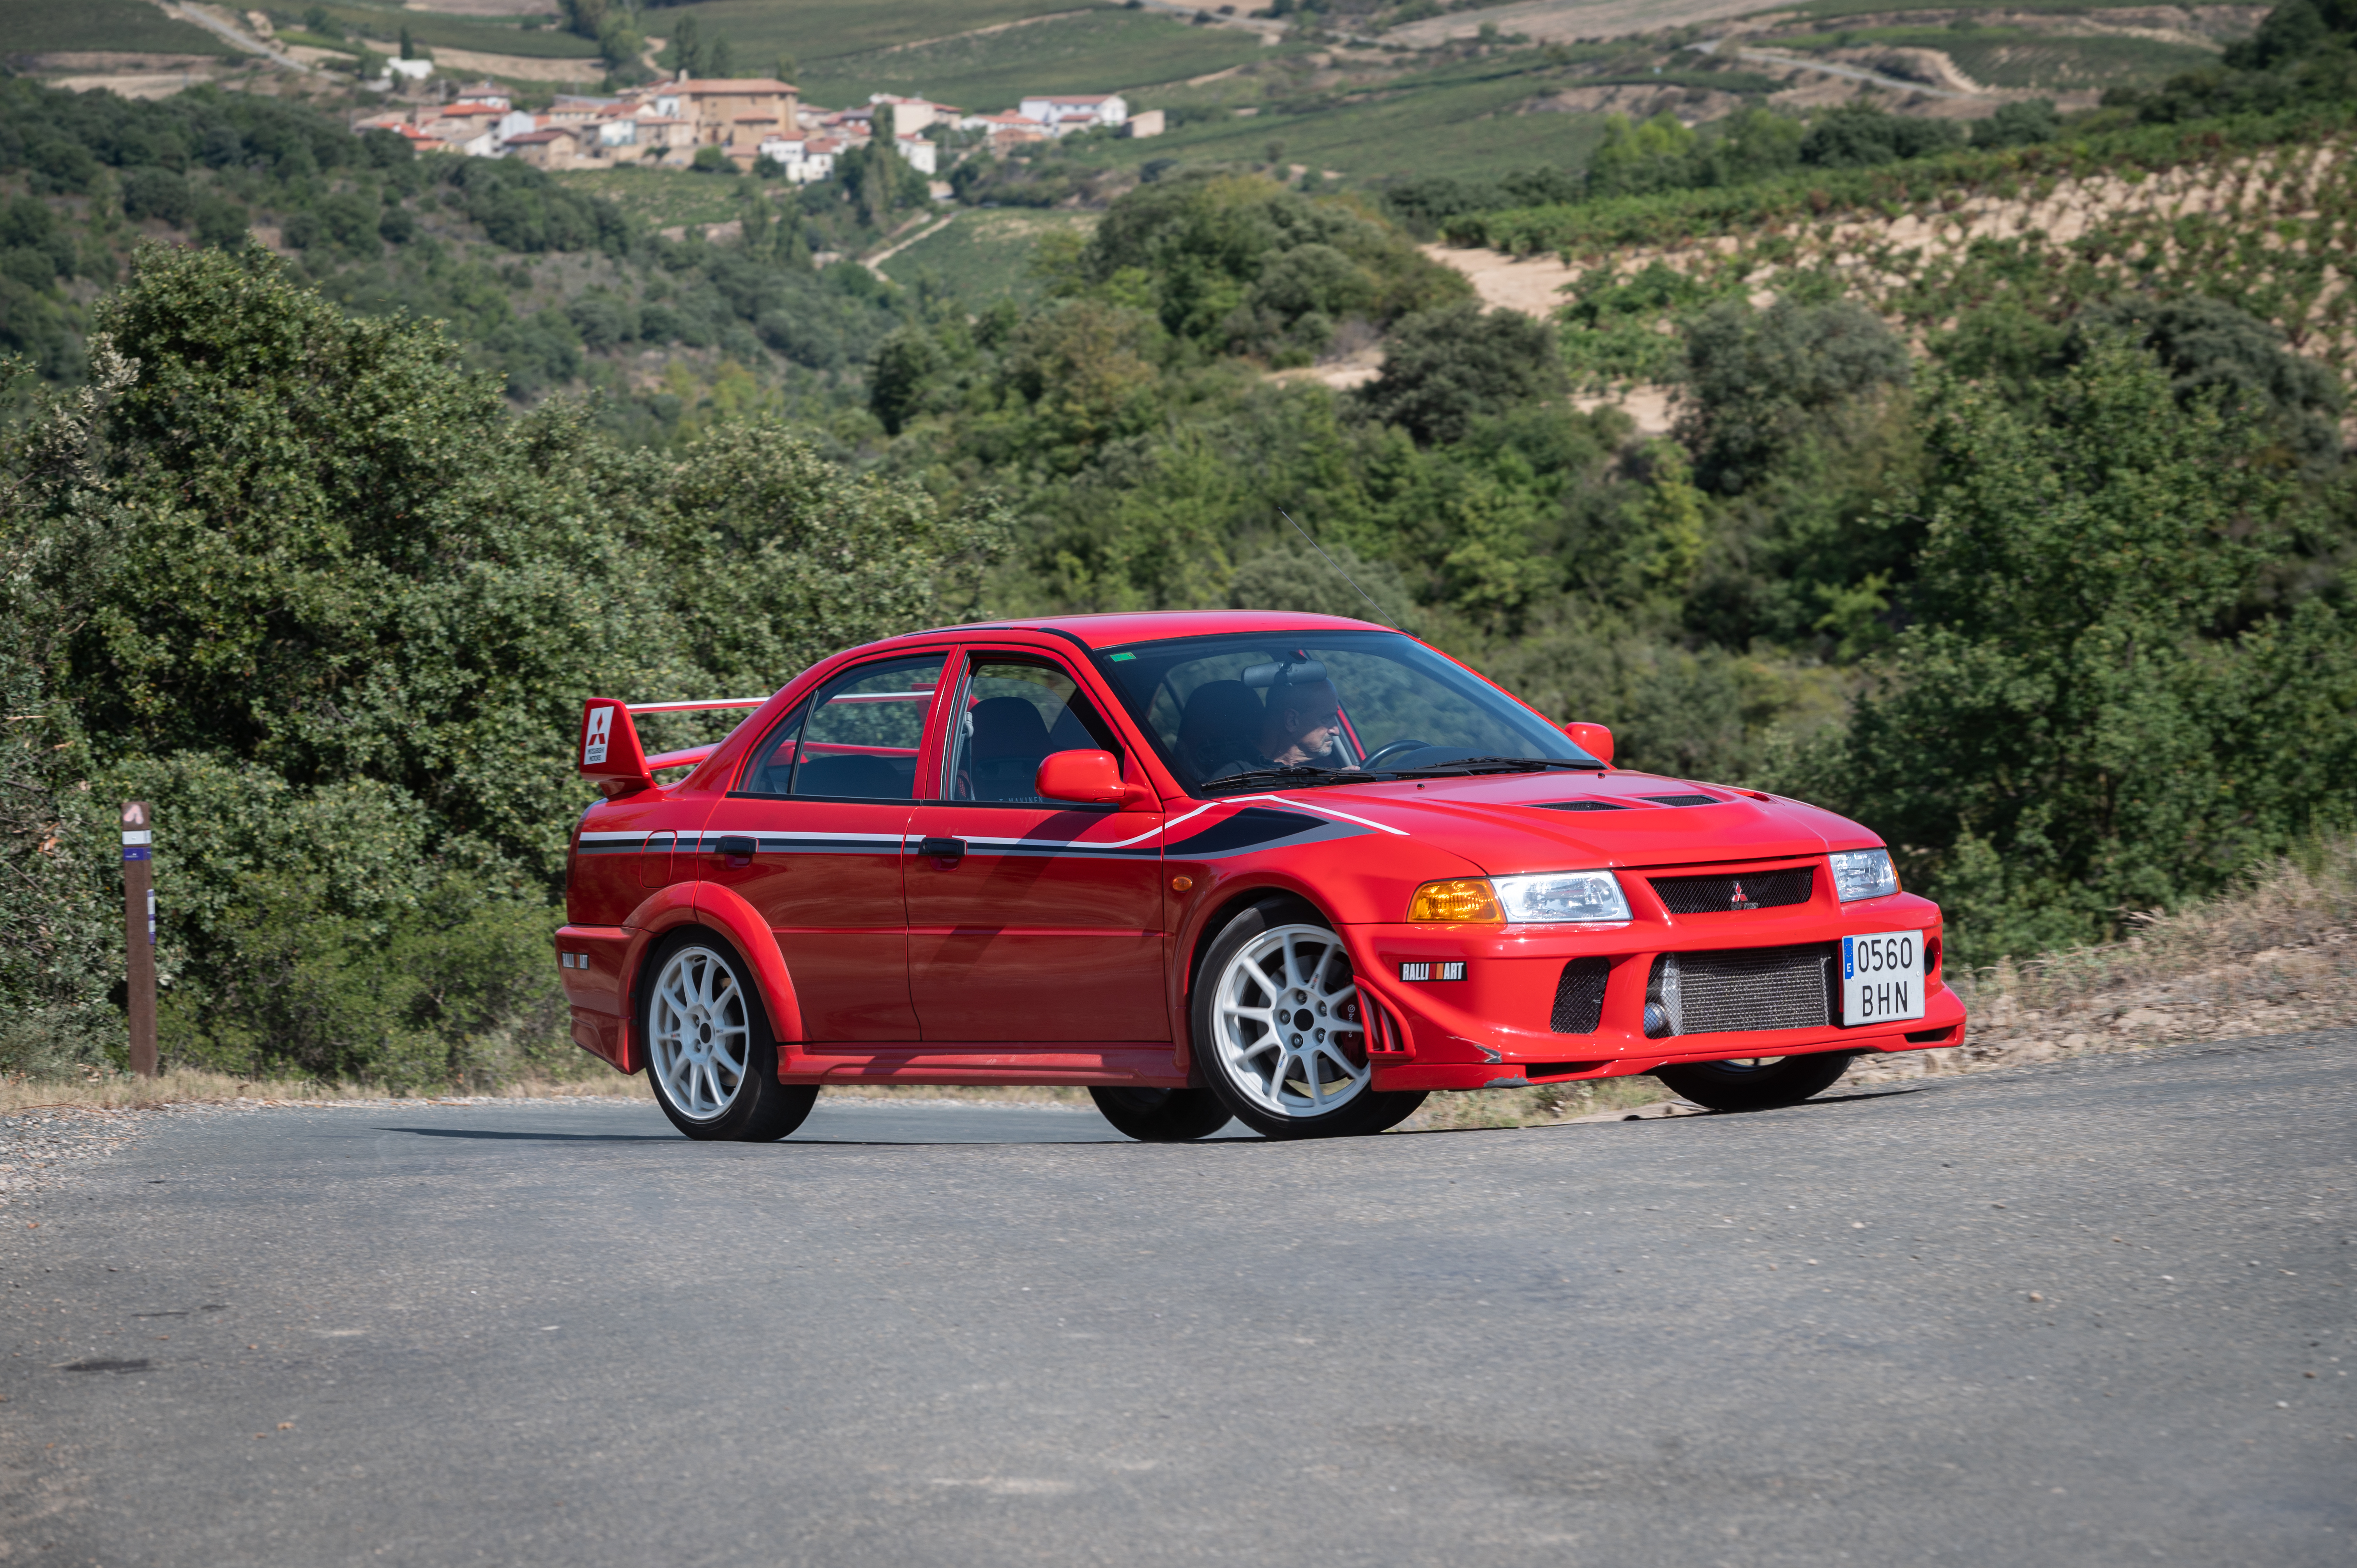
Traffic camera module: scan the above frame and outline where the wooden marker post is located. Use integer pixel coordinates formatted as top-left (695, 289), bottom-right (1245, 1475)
top-left (121, 801), bottom-right (157, 1079)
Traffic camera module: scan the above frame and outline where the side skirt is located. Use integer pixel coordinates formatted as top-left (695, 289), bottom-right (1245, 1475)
top-left (785, 1044), bottom-right (1189, 1088)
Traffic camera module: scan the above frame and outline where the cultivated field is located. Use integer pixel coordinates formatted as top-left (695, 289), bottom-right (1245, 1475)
top-left (0, 0), bottom-right (230, 56)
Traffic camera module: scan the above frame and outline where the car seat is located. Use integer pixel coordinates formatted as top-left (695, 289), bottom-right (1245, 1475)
top-left (968, 696), bottom-right (1053, 800)
top-left (793, 753), bottom-right (902, 798)
top-left (1177, 680), bottom-right (1265, 780)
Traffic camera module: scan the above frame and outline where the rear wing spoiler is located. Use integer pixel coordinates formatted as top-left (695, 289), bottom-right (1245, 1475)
top-left (578, 696), bottom-right (769, 797)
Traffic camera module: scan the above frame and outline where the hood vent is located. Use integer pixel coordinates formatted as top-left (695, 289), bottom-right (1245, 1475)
top-left (1532, 800), bottom-right (1627, 812)
top-left (1641, 793), bottom-right (1723, 807)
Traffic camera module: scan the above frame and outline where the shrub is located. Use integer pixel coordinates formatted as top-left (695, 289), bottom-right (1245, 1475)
top-left (1356, 300), bottom-right (1568, 446)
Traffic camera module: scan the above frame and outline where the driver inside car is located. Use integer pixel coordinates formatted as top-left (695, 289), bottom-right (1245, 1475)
top-left (1207, 673), bottom-right (1354, 779)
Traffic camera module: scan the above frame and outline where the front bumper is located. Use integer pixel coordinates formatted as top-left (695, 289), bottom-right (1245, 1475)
top-left (1343, 892), bottom-right (1963, 1093)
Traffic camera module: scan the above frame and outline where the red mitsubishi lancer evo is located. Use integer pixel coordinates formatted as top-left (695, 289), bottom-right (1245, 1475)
top-left (555, 611), bottom-right (1963, 1142)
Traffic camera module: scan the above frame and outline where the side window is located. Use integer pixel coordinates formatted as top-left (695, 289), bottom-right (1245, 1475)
top-left (950, 659), bottom-right (1122, 803)
top-left (744, 700), bottom-right (809, 796)
top-left (743, 655), bottom-right (944, 800)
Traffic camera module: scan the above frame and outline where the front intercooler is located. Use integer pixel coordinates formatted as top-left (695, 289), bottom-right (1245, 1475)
top-left (1644, 944), bottom-right (1835, 1038)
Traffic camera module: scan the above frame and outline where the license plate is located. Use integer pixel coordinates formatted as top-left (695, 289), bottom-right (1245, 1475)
top-left (1842, 932), bottom-right (1925, 1026)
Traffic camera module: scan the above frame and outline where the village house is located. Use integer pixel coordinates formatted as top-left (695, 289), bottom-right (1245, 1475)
top-left (1017, 92), bottom-right (1127, 135)
top-left (893, 132), bottom-right (938, 175)
top-left (756, 134), bottom-right (842, 183)
top-left (500, 127), bottom-right (581, 170)
top-left (868, 94), bottom-right (959, 136)
top-left (647, 76), bottom-right (802, 167)
top-left (961, 108), bottom-right (1050, 150)
top-left (546, 95), bottom-right (624, 124)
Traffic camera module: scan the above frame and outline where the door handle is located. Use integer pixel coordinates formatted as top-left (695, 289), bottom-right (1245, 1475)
top-left (918, 836), bottom-right (965, 865)
top-left (716, 834), bottom-right (755, 867)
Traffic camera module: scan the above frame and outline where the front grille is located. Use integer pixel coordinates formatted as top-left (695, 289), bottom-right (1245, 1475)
top-left (1652, 866), bottom-right (1814, 914)
top-left (1549, 957), bottom-right (1611, 1033)
top-left (1648, 945), bottom-right (1832, 1035)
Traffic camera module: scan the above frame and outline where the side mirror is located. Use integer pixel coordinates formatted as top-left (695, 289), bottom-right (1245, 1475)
top-left (1036, 749), bottom-right (1152, 808)
top-left (1564, 721), bottom-right (1614, 766)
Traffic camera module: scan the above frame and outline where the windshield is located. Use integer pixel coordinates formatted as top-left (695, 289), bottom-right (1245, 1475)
top-left (1095, 630), bottom-right (1598, 795)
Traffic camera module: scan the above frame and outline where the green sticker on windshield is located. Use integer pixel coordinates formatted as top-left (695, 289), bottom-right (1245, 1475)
top-left (1109, 652), bottom-right (1135, 661)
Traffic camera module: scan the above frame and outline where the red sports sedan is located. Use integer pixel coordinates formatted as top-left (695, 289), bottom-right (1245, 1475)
top-left (556, 611), bottom-right (1964, 1141)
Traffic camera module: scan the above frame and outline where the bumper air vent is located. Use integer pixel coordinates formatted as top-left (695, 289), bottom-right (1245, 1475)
top-left (1533, 800), bottom-right (1627, 812)
top-left (1549, 957), bottom-right (1612, 1034)
top-left (1644, 945), bottom-right (1834, 1037)
top-left (1641, 793), bottom-right (1723, 807)
top-left (1651, 866), bottom-right (1814, 914)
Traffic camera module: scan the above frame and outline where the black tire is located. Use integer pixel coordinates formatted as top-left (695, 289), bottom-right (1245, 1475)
top-left (638, 930), bottom-right (818, 1142)
top-left (1652, 1051), bottom-right (1855, 1114)
top-left (1088, 1086), bottom-right (1233, 1142)
top-left (1190, 897), bottom-right (1427, 1141)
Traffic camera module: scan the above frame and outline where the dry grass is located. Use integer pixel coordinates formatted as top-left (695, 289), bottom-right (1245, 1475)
top-left (1847, 838), bottom-right (2357, 1087)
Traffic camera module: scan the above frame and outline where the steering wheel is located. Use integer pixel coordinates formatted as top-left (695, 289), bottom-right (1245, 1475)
top-left (1361, 737), bottom-right (1435, 769)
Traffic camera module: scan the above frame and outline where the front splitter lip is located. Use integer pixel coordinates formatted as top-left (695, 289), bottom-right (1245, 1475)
top-left (1370, 1016), bottom-right (1963, 1093)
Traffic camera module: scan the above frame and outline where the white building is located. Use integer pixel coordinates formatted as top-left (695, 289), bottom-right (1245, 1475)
top-left (385, 57), bottom-right (432, 82)
top-left (892, 133), bottom-right (938, 175)
top-left (756, 135), bottom-right (840, 184)
top-left (1017, 92), bottom-right (1127, 135)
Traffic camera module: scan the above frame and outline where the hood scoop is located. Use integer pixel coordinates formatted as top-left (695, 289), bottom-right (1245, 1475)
top-left (1532, 800), bottom-right (1628, 812)
top-left (1641, 792), bottom-right (1725, 806)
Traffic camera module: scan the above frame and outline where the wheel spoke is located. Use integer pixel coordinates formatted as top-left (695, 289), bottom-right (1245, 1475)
top-left (648, 946), bottom-right (753, 1123)
top-left (1210, 922), bottom-right (1377, 1122)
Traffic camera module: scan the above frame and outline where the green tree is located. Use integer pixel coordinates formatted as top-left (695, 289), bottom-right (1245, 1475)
top-left (1678, 297), bottom-right (1911, 496)
top-left (1586, 111), bottom-right (1699, 198)
top-left (1356, 300), bottom-right (1568, 446)
top-left (868, 325), bottom-right (942, 435)
top-left (1801, 338), bottom-right (2350, 961)
top-left (0, 243), bottom-right (1007, 1081)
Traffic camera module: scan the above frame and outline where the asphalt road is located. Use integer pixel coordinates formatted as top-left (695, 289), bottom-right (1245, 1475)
top-left (4, 1034), bottom-right (2352, 1567)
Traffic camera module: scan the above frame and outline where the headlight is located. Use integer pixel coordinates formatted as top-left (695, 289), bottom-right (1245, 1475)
top-left (1829, 848), bottom-right (1899, 902)
top-left (1492, 870), bottom-right (1631, 923)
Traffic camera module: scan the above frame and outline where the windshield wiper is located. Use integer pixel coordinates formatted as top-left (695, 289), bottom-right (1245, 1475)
top-left (1380, 756), bottom-right (1607, 777)
top-left (1196, 766), bottom-right (1367, 794)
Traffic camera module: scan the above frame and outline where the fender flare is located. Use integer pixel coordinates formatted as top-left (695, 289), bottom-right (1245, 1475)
top-left (686, 881), bottom-right (807, 1050)
top-left (614, 885), bottom-right (806, 1075)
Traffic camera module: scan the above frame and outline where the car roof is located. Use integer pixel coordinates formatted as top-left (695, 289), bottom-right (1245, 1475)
top-left (897, 609), bottom-right (1398, 652)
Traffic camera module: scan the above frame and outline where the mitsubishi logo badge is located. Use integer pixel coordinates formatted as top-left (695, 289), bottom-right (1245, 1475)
top-left (1730, 880), bottom-right (1753, 909)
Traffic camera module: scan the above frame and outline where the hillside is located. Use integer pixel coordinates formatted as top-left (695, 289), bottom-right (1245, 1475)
top-left (1, 2), bottom-right (2353, 1093)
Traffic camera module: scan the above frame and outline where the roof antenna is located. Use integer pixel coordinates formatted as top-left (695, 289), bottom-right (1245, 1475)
top-left (1279, 508), bottom-right (1396, 629)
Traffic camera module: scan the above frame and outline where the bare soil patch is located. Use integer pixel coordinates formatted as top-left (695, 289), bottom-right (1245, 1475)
top-left (1421, 240), bottom-right (1579, 317)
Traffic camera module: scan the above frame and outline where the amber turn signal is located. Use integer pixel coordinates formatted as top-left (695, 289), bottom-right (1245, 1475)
top-left (1171, 875), bottom-right (1194, 892)
top-left (1407, 878), bottom-right (1502, 923)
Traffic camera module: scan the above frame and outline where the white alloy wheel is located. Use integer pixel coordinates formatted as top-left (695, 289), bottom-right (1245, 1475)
top-left (648, 945), bottom-right (752, 1122)
top-left (1209, 923), bottom-right (1370, 1119)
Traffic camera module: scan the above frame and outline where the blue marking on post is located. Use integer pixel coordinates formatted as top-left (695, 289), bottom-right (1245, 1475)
top-left (122, 846), bottom-right (151, 862)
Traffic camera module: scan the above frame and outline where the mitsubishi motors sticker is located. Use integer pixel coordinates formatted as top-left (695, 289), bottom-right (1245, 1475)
top-left (583, 705), bottom-right (612, 766)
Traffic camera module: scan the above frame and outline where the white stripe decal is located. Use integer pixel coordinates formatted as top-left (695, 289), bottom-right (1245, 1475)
top-left (586, 794), bottom-right (1410, 856)
top-left (1161, 793), bottom-right (1411, 838)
